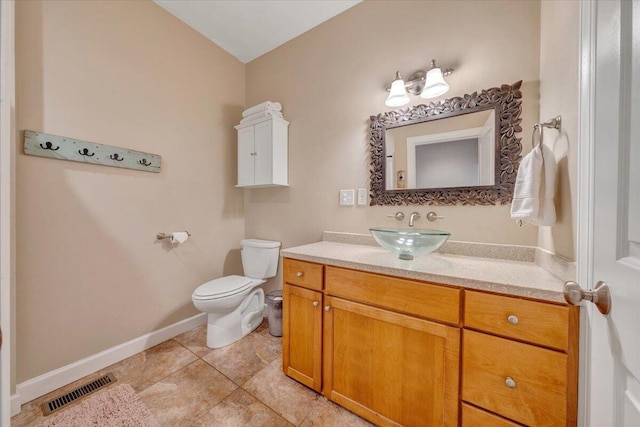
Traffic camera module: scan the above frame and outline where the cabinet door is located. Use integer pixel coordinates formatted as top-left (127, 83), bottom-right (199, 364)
top-left (323, 296), bottom-right (460, 427)
top-left (253, 121), bottom-right (272, 185)
top-left (237, 126), bottom-right (255, 186)
top-left (283, 284), bottom-right (322, 392)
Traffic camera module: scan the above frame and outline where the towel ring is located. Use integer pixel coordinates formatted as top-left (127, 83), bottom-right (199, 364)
top-left (531, 115), bottom-right (562, 149)
top-left (531, 124), bottom-right (541, 149)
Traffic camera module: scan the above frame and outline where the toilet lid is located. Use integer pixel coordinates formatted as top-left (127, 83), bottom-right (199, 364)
top-left (193, 275), bottom-right (254, 300)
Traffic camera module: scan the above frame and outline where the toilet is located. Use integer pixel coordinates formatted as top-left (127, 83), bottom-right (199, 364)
top-left (192, 239), bottom-right (281, 348)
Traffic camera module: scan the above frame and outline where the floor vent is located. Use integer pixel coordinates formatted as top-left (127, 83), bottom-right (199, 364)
top-left (41, 373), bottom-right (117, 416)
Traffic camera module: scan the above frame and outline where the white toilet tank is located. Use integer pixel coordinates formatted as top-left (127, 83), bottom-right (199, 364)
top-left (241, 239), bottom-right (281, 279)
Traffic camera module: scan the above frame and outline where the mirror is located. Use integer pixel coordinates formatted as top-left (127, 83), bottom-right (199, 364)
top-left (385, 109), bottom-right (496, 190)
top-left (369, 81), bottom-right (523, 205)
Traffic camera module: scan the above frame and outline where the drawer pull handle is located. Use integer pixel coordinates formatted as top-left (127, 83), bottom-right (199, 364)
top-left (313, 301), bottom-right (319, 307)
top-left (296, 271), bottom-right (303, 278)
top-left (505, 377), bottom-right (517, 388)
top-left (324, 306), bottom-right (331, 312)
top-left (507, 315), bottom-right (519, 325)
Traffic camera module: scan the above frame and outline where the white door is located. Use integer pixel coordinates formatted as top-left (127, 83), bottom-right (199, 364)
top-left (237, 126), bottom-right (255, 187)
top-left (579, 1), bottom-right (640, 426)
top-left (253, 120), bottom-right (272, 185)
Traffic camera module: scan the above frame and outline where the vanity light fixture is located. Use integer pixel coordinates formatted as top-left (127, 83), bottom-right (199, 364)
top-left (385, 71), bottom-right (411, 107)
top-left (384, 59), bottom-right (454, 107)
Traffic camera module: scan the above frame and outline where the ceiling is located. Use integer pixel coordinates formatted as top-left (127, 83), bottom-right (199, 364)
top-left (154, 0), bottom-right (362, 64)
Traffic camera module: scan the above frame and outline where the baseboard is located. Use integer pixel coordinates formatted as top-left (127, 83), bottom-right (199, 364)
top-left (14, 312), bottom-right (206, 410)
top-left (11, 393), bottom-right (21, 417)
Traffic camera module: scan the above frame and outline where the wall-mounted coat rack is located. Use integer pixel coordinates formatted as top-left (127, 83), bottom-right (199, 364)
top-left (24, 130), bottom-right (161, 173)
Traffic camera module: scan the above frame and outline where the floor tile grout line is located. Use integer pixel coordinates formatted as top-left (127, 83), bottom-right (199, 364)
top-left (237, 366), bottom-right (317, 427)
top-left (175, 332), bottom-right (294, 427)
top-left (131, 342), bottom-right (200, 395)
top-left (197, 353), bottom-right (248, 388)
top-left (172, 336), bottom-right (212, 361)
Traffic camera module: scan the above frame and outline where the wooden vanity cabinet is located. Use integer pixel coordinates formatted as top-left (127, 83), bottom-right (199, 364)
top-left (282, 258), bottom-right (578, 427)
top-left (283, 259), bottom-right (461, 427)
top-left (282, 260), bottom-right (324, 392)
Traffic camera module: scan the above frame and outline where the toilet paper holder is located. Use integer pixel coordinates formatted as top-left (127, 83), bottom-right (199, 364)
top-left (156, 231), bottom-right (191, 240)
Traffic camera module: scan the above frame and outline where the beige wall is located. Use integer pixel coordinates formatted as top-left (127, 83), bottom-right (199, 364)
top-left (538, 1), bottom-right (579, 260)
top-left (245, 0), bottom-right (543, 292)
top-left (15, 0), bottom-right (245, 382)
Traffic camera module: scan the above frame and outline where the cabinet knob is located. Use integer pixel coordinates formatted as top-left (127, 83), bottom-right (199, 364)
top-left (507, 314), bottom-right (519, 325)
top-left (324, 306), bottom-right (331, 312)
top-left (313, 301), bottom-right (319, 307)
top-left (505, 377), bottom-right (517, 388)
top-left (296, 271), bottom-right (303, 278)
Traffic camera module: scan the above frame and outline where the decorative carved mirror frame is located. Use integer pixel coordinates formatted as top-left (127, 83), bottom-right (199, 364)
top-left (369, 81), bottom-right (523, 206)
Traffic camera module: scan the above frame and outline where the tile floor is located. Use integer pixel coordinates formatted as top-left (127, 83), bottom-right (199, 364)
top-left (11, 319), bottom-right (374, 426)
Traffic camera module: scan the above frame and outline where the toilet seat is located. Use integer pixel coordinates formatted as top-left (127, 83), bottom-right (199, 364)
top-left (192, 275), bottom-right (254, 301)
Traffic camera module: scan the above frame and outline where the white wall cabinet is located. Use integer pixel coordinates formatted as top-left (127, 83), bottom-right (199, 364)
top-left (235, 116), bottom-right (289, 188)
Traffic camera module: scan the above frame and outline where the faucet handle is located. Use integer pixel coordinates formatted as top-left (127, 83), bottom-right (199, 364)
top-left (387, 212), bottom-right (405, 221)
top-left (426, 211), bottom-right (444, 222)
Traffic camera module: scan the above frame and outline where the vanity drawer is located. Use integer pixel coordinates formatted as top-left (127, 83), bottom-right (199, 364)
top-left (283, 258), bottom-right (324, 291)
top-left (461, 403), bottom-right (522, 427)
top-left (464, 290), bottom-right (570, 351)
top-left (462, 330), bottom-right (568, 426)
top-left (325, 266), bottom-right (461, 325)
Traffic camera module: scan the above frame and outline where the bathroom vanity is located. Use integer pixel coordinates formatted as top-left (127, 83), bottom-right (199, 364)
top-left (281, 236), bottom-right (578, 427)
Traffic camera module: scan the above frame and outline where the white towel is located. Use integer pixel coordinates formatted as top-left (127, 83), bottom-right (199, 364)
top-left (242, 101), bottom-right (282, 118)
top-left (510, 144), bottom-right (556, 226)
top-left (240, 110), bottom-right (283, 124)
top-left (531, 144), bottom-right (556, 226)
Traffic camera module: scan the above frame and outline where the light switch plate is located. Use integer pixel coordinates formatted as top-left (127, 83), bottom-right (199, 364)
top-left (339, 189), bottom-right (355, 206)
top-left (357, 188), bottom-right (367, 205)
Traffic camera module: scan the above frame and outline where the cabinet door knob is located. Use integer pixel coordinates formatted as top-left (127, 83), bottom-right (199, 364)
top-left (324, 306), bottom-right (331, 312)
top-left (507, 314), bottom-right (519, 325)
top-left (313, 301), bottom-right (319, 307)
top-left (296, 271), bottom-right (303, 278)
top-left (505, 377), bottom-right (517, 388)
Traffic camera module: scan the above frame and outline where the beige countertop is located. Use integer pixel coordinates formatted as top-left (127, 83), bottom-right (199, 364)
top-left (281, 240), bottom-right (567, 304)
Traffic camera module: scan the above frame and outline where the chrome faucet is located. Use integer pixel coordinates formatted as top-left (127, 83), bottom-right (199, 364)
top-left (408, 212), bottom-right (421, 227)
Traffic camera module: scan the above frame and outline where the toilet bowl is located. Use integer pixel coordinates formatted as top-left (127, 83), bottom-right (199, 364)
top-left (192, 239), bottom-right (280, 348)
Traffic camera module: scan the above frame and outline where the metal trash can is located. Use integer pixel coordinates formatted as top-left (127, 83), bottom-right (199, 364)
top-left (266, 290), bottom-right (283, 337)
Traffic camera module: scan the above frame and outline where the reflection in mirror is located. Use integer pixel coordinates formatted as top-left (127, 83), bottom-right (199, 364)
top-left (369, 81), bottom-right (523, 206)
top-left (385, 110), bottom-right (495, 190)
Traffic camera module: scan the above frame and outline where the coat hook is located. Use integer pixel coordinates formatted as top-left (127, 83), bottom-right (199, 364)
top-left (109, 153), bottom-right (124, 161)
top-left (39, 141), bottom-right (59, 151)
top-left (139, 159), bottom-right (151, 166)
top-left (78, 148), bottom-right (95, 156)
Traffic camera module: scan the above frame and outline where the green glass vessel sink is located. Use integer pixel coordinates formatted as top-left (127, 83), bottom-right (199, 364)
top-left (370, 227), bottom-right (450, 260)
